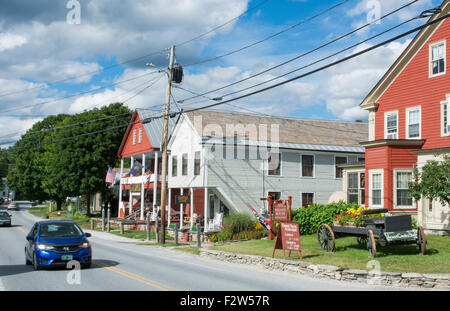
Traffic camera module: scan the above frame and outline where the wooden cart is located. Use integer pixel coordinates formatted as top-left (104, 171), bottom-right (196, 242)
top-left (317, 208), bottom-right (427, 258)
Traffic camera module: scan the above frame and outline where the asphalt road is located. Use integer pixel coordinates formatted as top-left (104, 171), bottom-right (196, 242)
top-left (0, 205), bottom-right (411, 292)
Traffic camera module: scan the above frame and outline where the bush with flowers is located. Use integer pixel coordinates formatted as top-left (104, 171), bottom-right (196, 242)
top-left (333, 207), bottom-right (385, 227)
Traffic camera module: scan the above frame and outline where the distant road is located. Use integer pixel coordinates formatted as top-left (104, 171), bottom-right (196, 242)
top-left (0, 206), bottom-right (407, 291)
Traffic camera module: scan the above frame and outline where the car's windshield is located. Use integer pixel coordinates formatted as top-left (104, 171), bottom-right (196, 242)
top-left (39, 223), bottom-right (83, 238)
top-left (0, 212), bottom-right (9, 217)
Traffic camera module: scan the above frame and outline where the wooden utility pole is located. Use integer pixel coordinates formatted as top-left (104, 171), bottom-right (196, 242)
top-left (159, 45), bottom-right (175, 244)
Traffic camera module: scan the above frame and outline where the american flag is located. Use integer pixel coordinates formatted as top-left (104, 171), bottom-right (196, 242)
top-left (105, 167), bottom-right (116, 184)
top-left (249, 204), bottom-right (272, 232)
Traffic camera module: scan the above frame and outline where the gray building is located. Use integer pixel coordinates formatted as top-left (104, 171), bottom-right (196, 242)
top-left (167, 109), bottom-right (368, 227)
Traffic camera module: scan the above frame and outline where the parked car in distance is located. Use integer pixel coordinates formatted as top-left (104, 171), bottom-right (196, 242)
top-left (25, 221), bottom-right (92, 270)
top-left (0, 211), bottom-right (11, 227)
top-left (7, 202), bottom-right (18, 211)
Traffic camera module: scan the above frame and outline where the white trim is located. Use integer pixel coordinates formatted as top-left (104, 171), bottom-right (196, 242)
top-left (334, 155), bottom-right (348, 179)
top-left (300, 153), bottom-right (315, 178)
top-left (300, 192), bottom-right (315, 208)
top-left (429, 39), bottom-right (446, 78)
top-left (369, 169), bottom-right (383, 208)
top-left (132, 129), bottom-right (136, 145)
top-left (384, 110), bottom-right (398, 139)
top-left (405, 106), bottom-right (422, 139)
top-left (393, 168), bottom-right (415, 210)
top-left (138, 127), bottom-right (143, 144)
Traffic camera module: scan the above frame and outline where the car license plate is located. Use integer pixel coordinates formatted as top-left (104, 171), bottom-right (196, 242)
top-left (61, 255), bottom-right (73, 261)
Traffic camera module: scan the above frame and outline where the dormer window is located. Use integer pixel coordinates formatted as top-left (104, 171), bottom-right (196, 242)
top-left (430, 40), bottom-right (446, 77)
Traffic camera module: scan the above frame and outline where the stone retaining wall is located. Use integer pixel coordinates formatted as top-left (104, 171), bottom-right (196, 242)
top-left (199, 248), bottom-right (450, 289)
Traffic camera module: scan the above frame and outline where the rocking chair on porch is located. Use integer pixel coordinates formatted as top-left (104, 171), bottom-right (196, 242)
top-left (207, 212), bottom-right (223, 232)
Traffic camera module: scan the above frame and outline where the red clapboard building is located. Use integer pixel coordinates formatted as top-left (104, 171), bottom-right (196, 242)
top-left (359, 1), bottom-right (449, 233)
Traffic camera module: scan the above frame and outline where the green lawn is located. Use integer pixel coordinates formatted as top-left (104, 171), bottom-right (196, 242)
top-left (210, 234), bottom-right (450, 274)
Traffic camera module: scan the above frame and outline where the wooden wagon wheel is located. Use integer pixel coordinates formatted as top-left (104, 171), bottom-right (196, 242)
top-left (367, 230), bottom-right (376, 258)
top-left (317, 224), bottom-right (335, 252)
top-left (417, 226), bottom-right (427, 255)
top-left (356, 236), bottom-right (368, 248)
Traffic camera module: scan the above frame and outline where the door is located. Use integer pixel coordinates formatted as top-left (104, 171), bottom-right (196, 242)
top-left (26, 223), bottom-right (38, 260)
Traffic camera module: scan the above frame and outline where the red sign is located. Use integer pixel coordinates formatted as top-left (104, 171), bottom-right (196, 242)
top-left (273, 201), bottom-right (288, 222)
top-left (272, 221), bottom-right (302, 260)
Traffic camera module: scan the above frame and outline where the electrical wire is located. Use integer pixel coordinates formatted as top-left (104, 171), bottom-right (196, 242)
top-left (5, 12), bottom-right (448, 152)
top-left (183, 0), bottom-right (350, 67)
top-left (176, 0), bottom-right (421, 103)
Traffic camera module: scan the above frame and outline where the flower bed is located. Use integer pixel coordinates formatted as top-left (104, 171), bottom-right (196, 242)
top-left (333, 207), bottom-right (384, 227)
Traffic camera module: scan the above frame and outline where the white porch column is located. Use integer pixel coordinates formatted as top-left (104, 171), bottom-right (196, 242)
top-left (140, 154), bottom-right (145, 220)
top-left (168, 188), bottom-right (172, 226)
top-left (129, 156), bottom-right (134, 215)
top-left (153, 152), bottom-right (159, 209)
top-left (180, 188), bottom-right (184, 228)
top-left (119, 158), bottom-right (124, 218)
top-left (204, 188), bottom-right (208, 230)
top-left (190, 188), bottom-right (194, 229)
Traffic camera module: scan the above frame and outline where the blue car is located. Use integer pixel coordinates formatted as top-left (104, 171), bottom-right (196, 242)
top-left (25, 220), bottom-right (92, 270)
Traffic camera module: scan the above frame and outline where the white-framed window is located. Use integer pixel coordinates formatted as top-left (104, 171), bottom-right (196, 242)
top-left (406, 106), bottom-right (421, 139)
top-left (393, 169), bottom-right (414, 209)
top-left (346, 171), bottom-right (365, 206)
top-left (442, 97), bottom-right (450, 136)
top-left (369, 169), bottom-right (383, 208)
top-left (268, 152), bottom-right (281, 176)
top-left (384, 110), bottom-right (398, 139)
top-left (300, 154), bottom-right (315, 178)
top-left (429, 40), bottom-right (446, 77)
top-left (132, 129), bottom-right (137, 145)
top-left (138, 127), bottom-right (143, 144)
top-left (171, 155), bottom-right (177, 177)
top-left (335, 156), bottom-right (347, 179)
top-left (301, 192), bottom-right (315, 207)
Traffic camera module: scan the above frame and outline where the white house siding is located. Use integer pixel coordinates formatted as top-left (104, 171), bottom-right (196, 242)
top-left (416, 152), bottom-right (450, 235)
top-left (206, 147), bottom-right (364, 215)
top-left (168, 116), bottom-right (204, 189)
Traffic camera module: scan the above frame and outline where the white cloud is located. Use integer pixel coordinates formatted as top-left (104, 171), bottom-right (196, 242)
top-left (0, 33), bottom-right (27, 52)
top-left (320, 39), bottom-right (411, 120)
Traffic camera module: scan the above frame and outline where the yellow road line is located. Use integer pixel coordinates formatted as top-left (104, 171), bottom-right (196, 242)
top-left (14, 224), bottom-right (174, 291)
top-left (93, 261), bottom-right (177, 291)
top-left (16, 226), bottom-right (28, 235)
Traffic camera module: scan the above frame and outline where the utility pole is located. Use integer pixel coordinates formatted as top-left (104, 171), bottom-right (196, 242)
top-left (159, 45), bottom-right (175, 244)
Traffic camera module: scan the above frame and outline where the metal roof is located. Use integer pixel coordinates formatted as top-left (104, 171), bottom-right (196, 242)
top-left (136, 108), bottom-right (180, 149)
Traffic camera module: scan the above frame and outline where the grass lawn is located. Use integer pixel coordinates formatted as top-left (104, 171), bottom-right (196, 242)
top-left (173, 247), bottom-right (201, 255)
top-left (210, 234), bottom-right (450, 274)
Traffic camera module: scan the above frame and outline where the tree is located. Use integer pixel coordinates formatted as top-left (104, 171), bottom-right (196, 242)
top-left (42, 103), bottom-right (132, 214)
top-left (6, 114), bottom-right (69, 204)
top-left (408, 154), bottom-right (450, 207)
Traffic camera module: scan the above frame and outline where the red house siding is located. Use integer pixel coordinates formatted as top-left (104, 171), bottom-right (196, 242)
top-left (365, 146), bottom-right (418, 211)
top-left (365, 15), bottom-right (450, 212)
top-left (119, 113), bottom-right (156, 158)
top-left (375, 18), bottom-right (450, 150)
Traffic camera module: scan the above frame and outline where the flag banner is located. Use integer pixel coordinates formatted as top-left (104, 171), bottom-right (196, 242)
top-left (249, 204), bottom-right (272, 231)
top-left (105, 167), bottom-right (116, 184)
top-left (129, 160), bottom-right (143, 176)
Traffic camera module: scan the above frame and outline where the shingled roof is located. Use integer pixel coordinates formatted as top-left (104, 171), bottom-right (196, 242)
top-left (184, 110), bottom-right (368, 148)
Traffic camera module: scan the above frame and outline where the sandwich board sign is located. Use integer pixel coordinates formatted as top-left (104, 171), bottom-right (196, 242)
top-left (272, 221), bottom-right (302, 260)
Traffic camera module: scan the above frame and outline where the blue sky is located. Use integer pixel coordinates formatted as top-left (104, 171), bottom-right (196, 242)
top-left (0, 0), bottom-right (444, 147)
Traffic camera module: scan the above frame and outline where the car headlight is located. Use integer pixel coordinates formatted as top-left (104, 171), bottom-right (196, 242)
top-left (37, 244), bottom-right (54, 251)
top-left (80, 242), bottom-right (90, 248)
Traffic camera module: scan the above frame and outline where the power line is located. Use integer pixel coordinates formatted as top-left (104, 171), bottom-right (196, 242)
top-left (176, 0), bottom-right (421, 104)
top-left (0, 0), bottom-right (271, 99)
top-left (183, 0), bottom-right (350, 67)
top-left (0, 74), bottom-right (164, 140)
top-left (6, 13), bottom-right (448, 152)
top-left (0, 75), bottom-right (164, 146)
top-left (180, 13), bottom-right (422, 109)
top-left (0, 70), bottom-right (162, 115)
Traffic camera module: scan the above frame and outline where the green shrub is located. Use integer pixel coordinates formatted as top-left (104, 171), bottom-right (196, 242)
top-left (291, 201), bottom-right (359, 235)
top-left (216, 228), bottom-right (233, 242)
top-left (223, 213), bottom-right (255, 234)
